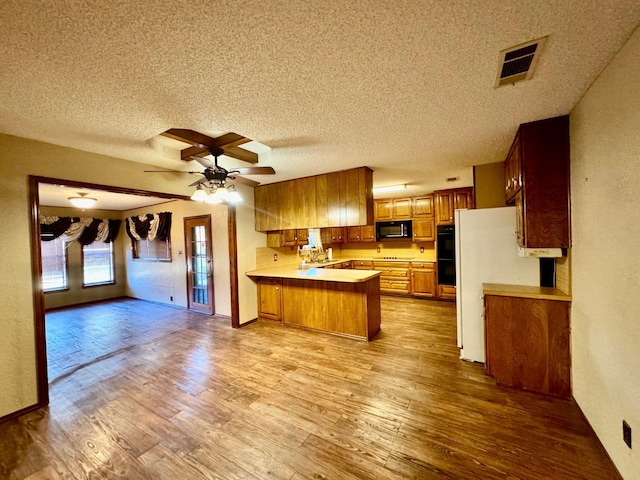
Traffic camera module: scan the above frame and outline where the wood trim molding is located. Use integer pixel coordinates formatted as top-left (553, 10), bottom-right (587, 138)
top-left (227, 204), bottom-right (240, 328)
top-left (29, 176), bottom-right (49, 409)
top-left (0, 402), bottom-right (43, 426)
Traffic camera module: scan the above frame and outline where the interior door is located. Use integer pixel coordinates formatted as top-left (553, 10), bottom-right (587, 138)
top-left (184, 215), bottom-right (214, 314)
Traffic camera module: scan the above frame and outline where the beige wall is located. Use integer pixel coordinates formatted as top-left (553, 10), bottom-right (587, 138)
top-left (40, 206), bottom-right (127, 309)
top-left (0, 133), bottom-right (261, 418)
top-left (473, 162), bottom-right (506, 209)
top-left (124, 200), bottom-right (231, 316)
top-left (570, 26), bottom-right (640, 479)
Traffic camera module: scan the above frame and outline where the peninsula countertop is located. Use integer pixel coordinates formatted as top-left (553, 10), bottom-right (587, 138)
top-left (246, 265), bottom-right (381, 283)
top-left (483, 283), bottom-right (571, 301)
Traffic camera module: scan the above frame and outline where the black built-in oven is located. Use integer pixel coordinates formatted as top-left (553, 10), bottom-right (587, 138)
top-left (437, 225), bottom-right (456, 285)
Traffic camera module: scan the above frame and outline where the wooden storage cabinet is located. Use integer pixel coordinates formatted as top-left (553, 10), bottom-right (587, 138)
top-left (257, 278), bottom-right (282, 321)
top-left (347, 225), bottom-right (375, 243)
top-left (504, 115), bottom-right (570, 248)
top-left (413, 195), bottom-right (434, 217)
top-left (484, 294), bottom-right (571, 398)
top-left (410, 262), bottom-right (436, 297)
top-left (374, 198), bottom-right (412, 220)
top-left (267, 229), bottom-right (308, 247)
top-left (434, 187), bottom-right (474, 225)
top-left (373, 261), bottom-right (410, 295)
top-left (413, 217), bottom-right (435, 242)
top-left (438, 284), bottom-right (456, 299)
top-left (255, 166), bottom-right (373, 231)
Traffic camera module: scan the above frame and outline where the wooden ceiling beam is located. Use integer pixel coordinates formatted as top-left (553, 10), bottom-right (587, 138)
top-left (161, 129), bottom-right (258, 164)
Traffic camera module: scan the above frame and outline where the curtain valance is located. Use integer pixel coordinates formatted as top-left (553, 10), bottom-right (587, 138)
top-left (40, 216), bottom-right (122, 245)
top-left (125, 212), bottom-right (172, 242)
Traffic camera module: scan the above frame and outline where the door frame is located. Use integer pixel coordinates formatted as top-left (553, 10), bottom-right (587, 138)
top-left (26, 175), bottom-right (242, 413)
top-left (184, 214), bottom-right (215, 314)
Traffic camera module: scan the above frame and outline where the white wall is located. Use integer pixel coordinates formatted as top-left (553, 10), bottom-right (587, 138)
top-left (235, 186), bottom-right (266, 324)
top-left (124, 200), bottom-right (231, 316)
top-left (570, 26), bottom-right (640, 479)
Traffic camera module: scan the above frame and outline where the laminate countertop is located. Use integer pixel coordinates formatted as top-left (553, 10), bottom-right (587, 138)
top-left (246, 266), bottom-right (382, 283)
top-left (483, 283), bottom-right (571, 301)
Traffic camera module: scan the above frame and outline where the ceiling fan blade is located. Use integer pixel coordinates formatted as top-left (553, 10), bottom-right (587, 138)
top-left (231, 175), bottom-right (260, 187)
top-left (144, 169), bottom-right (202, 174)
top-left (189, 156), bottom-right (214, 169)
top-left (230, 166), bottom-right (276, 175)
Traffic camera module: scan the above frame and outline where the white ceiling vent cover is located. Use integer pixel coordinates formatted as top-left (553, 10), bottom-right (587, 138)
top-left (495, 36), bottom-right (547, 87)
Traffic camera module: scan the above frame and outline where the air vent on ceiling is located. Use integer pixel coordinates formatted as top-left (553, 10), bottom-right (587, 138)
top-left (495, 36), bottom-right (547, 87)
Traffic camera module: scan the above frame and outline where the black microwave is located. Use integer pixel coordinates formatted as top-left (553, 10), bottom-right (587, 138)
top-left (376, 220), bottom-right (412, 241)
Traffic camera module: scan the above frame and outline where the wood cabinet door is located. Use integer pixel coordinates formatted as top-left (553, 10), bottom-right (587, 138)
top-left (374, 199), bottom-right (393, 220)
top-left (331, 227), bottom-right (345, 243)
top-left (347, 226), bottom-right (361, 242)
top-left (435, 191), bottom-right (454, 224)
top-left (413, 217), bottom-right (435, 242)
top-left (392, 198), bottom-right (413, 219)
top-left (266, 231), bottom-right (283, 248)
top-left (320, 227), bottom-right (333, 246)
top-left (454, 187), bottom-right (474, 210)
top-left (296, 228), bottom-right (309, 245)
top-left (514, 190), bottom-right (525, 247)
top-left (361, 225), bottom-right (376, 242)
top-left (282, 229), bottom-right (298, 246)
top-left (504, 132), bottom-right (522, 204)
top-left (411, 267), bottom-right (436, 297)
top-left (258, 279), bottom-right (282, 321)
top-left (413, 195), bottom-right (434, 216)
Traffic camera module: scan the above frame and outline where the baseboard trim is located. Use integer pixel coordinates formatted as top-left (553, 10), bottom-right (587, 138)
top-left (45, 295), bottom-right (130, 312)
top-left (0, 402), bottom-right (45, 425)
top-left (572, 397), bottom-right (624, 480)
top-left (239, 317), bottom-right (258, 327)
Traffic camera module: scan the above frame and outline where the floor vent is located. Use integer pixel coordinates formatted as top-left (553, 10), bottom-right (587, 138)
top-left (495, 36), bottom-right (547, 87)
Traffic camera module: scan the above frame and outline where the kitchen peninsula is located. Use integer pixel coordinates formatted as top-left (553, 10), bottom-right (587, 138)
top-left (246, 265), bottom-right (381, 341)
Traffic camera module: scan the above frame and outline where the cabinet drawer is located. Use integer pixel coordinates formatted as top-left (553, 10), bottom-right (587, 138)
top-left (410, 262), bottom-right (435, 269)
top-left (373, 261), bottom-right (411, 269)
top-left (352, 260), bottom-right (374, 269)
top-left (438, 284), bottom-right (456, 299)
top-left (380, 279), bottom-right (410, 292)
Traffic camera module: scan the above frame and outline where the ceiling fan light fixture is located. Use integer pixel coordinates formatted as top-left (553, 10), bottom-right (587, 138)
top-left (68, 192), bottom-right (97, 209)
top-left (191, 185), bottom-right (208, 202)
top-left (226, 184), bottom-right (242, 203)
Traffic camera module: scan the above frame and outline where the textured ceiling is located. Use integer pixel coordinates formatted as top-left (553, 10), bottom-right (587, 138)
top-left (2, 1), bottom-right (640, 199)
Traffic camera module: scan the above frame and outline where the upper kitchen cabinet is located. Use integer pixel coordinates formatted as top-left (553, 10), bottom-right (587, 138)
top-left (504, 115), bottom-right (570, 248)
top-left (434, 187), bottom-right (474, 225)
top-left (254, 167), bottom-right (373, 232)
top-left (412, 195), bottom-right (434, 217)
top-left (374, 198), bottom-right (412, 221)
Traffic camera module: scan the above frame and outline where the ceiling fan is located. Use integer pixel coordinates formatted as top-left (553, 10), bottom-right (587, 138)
top-left (144, 146), bottom-right (276, 188)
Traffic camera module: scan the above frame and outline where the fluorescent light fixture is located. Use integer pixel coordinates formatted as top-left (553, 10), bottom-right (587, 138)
top-left (372, 184), bottom-right (407, 194)
top-left (68, 192), bottom-right (97, 209)
top-left (191, 185), bottom-right (208, 202)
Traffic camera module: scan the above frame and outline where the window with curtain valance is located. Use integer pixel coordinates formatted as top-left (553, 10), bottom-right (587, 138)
top-left (125, 212), bottom-right (172, 261)
top-left (40, 216), bottom-right (122, 245)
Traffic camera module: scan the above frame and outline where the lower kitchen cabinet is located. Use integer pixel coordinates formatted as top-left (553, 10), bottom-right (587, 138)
top-left (373, 261), bottom-right (410, 295)
top-left (257, 278), bottom-right (282, 321)
top-left (352, 260), bottom-right (374, 270)
top-left (484, 293), bottom-right (571, 398)
top-left (437, 284), bottom-right (456, 299)
top-left (410, 262), bottom-right (436, 297)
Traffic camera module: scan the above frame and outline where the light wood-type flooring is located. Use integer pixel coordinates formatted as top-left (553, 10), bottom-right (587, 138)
top-left (0, 297), bottom-right (619, 479)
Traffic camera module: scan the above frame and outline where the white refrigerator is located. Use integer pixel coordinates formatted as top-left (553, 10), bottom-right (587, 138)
top-left (455, 207), bottom-right (540, 363)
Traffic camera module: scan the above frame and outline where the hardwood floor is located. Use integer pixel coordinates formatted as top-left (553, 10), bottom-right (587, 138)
top-left (0, 297), bottom-right (619, 479)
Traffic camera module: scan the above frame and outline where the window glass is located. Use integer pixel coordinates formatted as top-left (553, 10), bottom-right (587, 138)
top-left (41, 237), bottom-right (68, 291)
top-left (132, 237), bottom-right (171, 261)
top-left (83, 241), bottom-right (115, 286)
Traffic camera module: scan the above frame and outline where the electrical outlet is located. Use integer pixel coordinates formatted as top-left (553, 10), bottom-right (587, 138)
top-left (376, 246), bottom-right (380, 253)
top-left (274, 254), bottom-right (278, 262)
top-left (420, 246), bottom-right (424, 253)
top-left (623, 420), bottom-right (632, 448)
